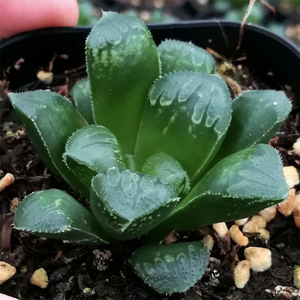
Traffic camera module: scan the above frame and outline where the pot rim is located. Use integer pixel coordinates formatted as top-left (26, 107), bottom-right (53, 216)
top-left (1, 20), bottom-right (299, 58)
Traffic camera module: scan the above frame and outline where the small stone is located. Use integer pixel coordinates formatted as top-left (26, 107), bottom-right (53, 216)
top-left (229, 225), bottom-right (249, 246)
top-left (293, 138), bottom-right (300, 156)
top-left (250, 215), bottom-right (267, 229)
top-left (0, 261), bottom-right (16, 284)
top-left (202, 234), bottom-right (214, 251)
top-left (10, 197), bottom-right (20, 212)
top-left (258, 229), bottom-right (270, 241)
top-left (277, 188), bottom-right (295, 217)
top-left (213, 222), bottom-right (228, 238)
top-left (234, 260), bottom-right (250, 289)
top-left (283, 166), bottom-right (299, 188)
top-left (244, 247), bottom-right (272, 272)
top-left (293, 193), bottom-right (300, 229)
top-left (259, 206), bottom-right (277, 222)
top-left (235, 218), bottom-right (249, 226)
top-left (243, 220), bottom-right (258, 233)
top-left (37, 70), bottom-right (53, 84)
top-left (30, 268), bottom-right (48, 289)
top-left (294, 266), bottom-right (300, 290)
top-left (0, 173), bottom-right (15, 192)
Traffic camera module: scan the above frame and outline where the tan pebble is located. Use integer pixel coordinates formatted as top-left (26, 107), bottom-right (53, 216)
top-left (259, 206), bottom-right (277, 222)
top-left (277, 188), bottom-right (295, 217)
top-left (294, 265), bottom-right (300, 290)
top-left (244, 247), bottom-right (272, 272)
top-left (293, 193), bottom-right (300, 229)
top-left (294, 210), bottom-right (300, 229)
top-left (10, 197), bottom-right (20, 212)
top-left (258, 229), bottom-right (270, 241)
top-left (293, 138), bottom-right (300, 156)
top-left (30, 268), bottom-right (48, 289)
top-left (243, 221), bottom-right (258, 233)
top-left (0, 173), bottom-right (15, 192)
top-left (294, 192), bottom-right (300, 208)
top-left (234, 260), bottom-right (250, 289)
top-left (37, 70), bottom-right (53, 84)
top-left (283, 166), bottom-right (299, 188)
top-left (213, 222), bottom-right (228, 238)
top-left (250, 215), bottom-right (267, 229)
top-left (235, 218), bottom-right (249, 226)
top-left (229, 225), bottom-right (249, 246)
top-left (0, 261), bottom-right (16, 284)
top-left (202, 235), bottom-right (214, 251)
top-left (164, 232), bottom-right (177, 245)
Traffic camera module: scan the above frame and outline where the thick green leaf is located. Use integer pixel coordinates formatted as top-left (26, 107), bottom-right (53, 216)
top-left (70, 78), bottom-right (94, 124)
top-left (86, 11), bottom-right (160, 155)
top-left (9, 91), bottom-right (89, 196)
top-left (134, 72), bottom-right (232, 183)
top-left (129, 241), bottom-right (209, 293)
top-left (63, 125), bottom-right (125, 189)
top-left (142, 153), bottom-right (190, 195)
top-left (14, 189), bottom-right (113, 245)
top-left (158, 40), bottom-right (216, 74)
top-left (216, 90), bottom-right (292, 160)
top-left (90, 167), bottom-right (179, 240)
top-left (153, 144), bottom-right (288, 235)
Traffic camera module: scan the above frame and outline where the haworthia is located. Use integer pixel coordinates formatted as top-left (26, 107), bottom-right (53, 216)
top-left (134, 71), bottom-right (232, 184)
top-left (86, 11), bottom-right (160, 155)
top-left (63, 125), bottom-right (125, 189)
top-left (145, 144), bottom-right (288, 242)
top-left (142, 153), bottom-right (190, 195)
top-left (90, 167), bottom-right (179, 240)
top-left (9, 91), bottom-right (89, 196)
top-left (158, 40), bottom-right (216, 74)
top-left (14, 189), bottom-right (113, 245)
top-left (130, 241), bottom-right (209, 293)
top-left (216, 90), bottom-right (292, 159)
top-left (70, 78), bottom-right (94, 124)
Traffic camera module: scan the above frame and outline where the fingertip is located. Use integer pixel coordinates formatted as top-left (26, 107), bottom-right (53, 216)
top-left (0, 0), bottom-right (79, 39)
top-left (49, 0), bottom-right (79, 27)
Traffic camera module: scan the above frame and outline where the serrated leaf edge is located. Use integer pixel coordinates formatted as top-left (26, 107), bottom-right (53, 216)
top-left (13, 191), bottom-right (108, 244)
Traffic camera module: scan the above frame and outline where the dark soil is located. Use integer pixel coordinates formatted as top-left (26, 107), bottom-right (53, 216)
top-left (0, 53), bottom-right (299, 300)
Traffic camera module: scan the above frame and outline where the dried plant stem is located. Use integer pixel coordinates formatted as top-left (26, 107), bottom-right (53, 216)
top-left (237, 0), bottom-right (276, 50)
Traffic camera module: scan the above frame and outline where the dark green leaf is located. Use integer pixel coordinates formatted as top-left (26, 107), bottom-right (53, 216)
top-left (86, 11), bottom-right (160, 155)
top-left (142, 153), bottom-right (190, 195)
top-left (158, 40), bottom-right (216, 74)
top-left (129, 241), bottom-right (209, 293)
top-left (70, 78), bottom-right (94, 124)
top-left (216, 90), bottom-right (291, 160)
top-left (159, 144), bottom-right (288, 232)
top-left (14, 189), bottom-right (113, 245)
top-left (134, 72), bottom-right (232, 184)
top-left (63, 125), bottom-right (125, 189)
top-left (90, 167), bottom-right (179, 240)
top-left (9, 91), bottom-right (89, 196)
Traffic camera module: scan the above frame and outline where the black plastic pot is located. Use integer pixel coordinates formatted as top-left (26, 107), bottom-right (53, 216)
top-left (0, 21), bottom-right (299, 101)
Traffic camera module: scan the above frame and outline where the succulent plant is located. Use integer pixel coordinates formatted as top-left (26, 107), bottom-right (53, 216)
top-left (10, 11), bottom-right (291, 294)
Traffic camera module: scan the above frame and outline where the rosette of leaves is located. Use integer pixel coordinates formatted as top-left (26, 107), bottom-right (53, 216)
top-left (10, 12), bottom-right (291, 294)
